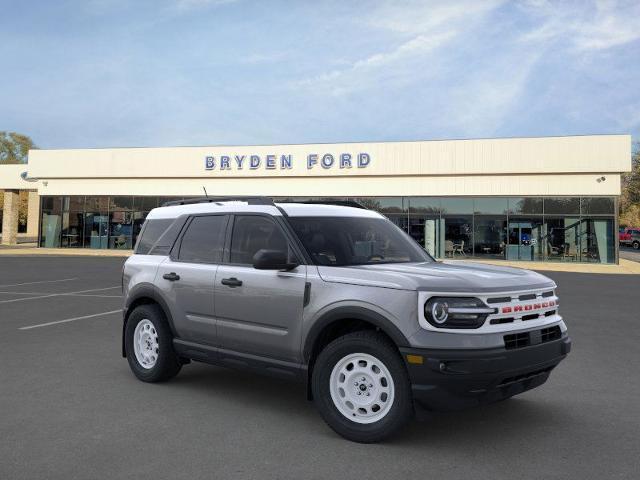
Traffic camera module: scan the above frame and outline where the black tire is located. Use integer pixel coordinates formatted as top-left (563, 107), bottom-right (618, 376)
top-left (125, 304), bottom-right (182, 382)
top-left (311, 331), bottom-right (413, 443)
top-left (633, 241), bottom-right (640, 250)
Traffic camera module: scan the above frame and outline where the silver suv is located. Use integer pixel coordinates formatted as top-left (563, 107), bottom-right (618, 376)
top-left (122, 197), bottom-right (570, 442)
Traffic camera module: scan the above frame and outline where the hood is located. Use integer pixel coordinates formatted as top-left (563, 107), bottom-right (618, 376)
top-left (316, 261), bottom-right (556, 293)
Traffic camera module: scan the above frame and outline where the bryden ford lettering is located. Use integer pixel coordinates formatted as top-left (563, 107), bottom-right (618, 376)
top-left (204, 153), bottom-right (371, 170)
top-left (121, 198), bottom-right (571, 443)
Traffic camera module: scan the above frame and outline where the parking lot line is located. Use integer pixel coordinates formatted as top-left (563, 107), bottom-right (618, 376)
top-left (0, 286), bottom-right (121, 304)
top-left (18, 309), bottom-right (122, 330)
top-left (0, 278), bottom-right (78, 288)
top-left (0, 291), bottom-right (121, 298)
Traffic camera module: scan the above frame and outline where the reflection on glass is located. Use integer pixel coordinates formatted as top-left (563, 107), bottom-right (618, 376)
top-left (581, 197), bottom-right (614, 215)
top-left (508, 197), bottom-right (542, 215)
top-left (109, 211), bottom-right (133, 249)
top-left (441, 198), bottom-right (473, 215)
top-left (34, 195), bottom-right (618, 264)
top-left (409, 216), bottom-right (443, 257)
top-left (132, 211), bottom-right (148, 248)
top-left (110, 196), bottom-right (134, 211)
top-left (40, 197), bottom-right (63, 247)
top-left (408, 198), bottom-right (441, 214)
top-left (474, 217), bottom-right (507, 258)
top-left (579, 218), bottom-right (614, 263)
top-left (443, 216), bottom-right (472, 257)
top-left (352, 197), bottom-right (405, 214)
top-left (474, 198), bottom-right (508, 215)
top-left (133, 197), bottom-right (158, 211)
top-left (84, 213), bottom-right (109, 249)
top-left (84, 196), bottom-right (109, 213)
top-left (508, 219), bottom-right (544, 261)
top-left (544, 217), bottom-right (580, 261)
top-left (544, 197), bottom-right (580, 215)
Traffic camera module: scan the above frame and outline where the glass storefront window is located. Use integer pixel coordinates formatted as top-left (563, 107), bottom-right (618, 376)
top-left (441, 198), bottom-right (473, 215)
top-left (443, 216), bottom-right (473, 257)
top-left (474, 198), bottom-right (508, 215)
top-left (40, 197), bottom-right (63, 247)
top-left (507, 218), bottom-right (544, 261)
top-left (132, 211), bottom-right (149, 249)
top-left (579, 218), bottom-right (614, 263)
top-left (109, 211), bottom-right (133, 249)
top-left (134, 197), bottom-right (158, 211)
top-left (408, 198), bottom-right (441, 215)
top-left (36, 195), bottom-right (618, 264)
top-left (61, 197), bottom-right (84, 248)
top-left (581, 197), bottom-right (615, 215)
top-left (474, 217), bottom-right (507, 259)
top-left (409, 216), bottom-right (443, 257)
top-left (544, 197), bottom-right (580, 215)
top-left (110, 196), bottom-right (134, 211)
top-left (85, 196), bottom-right (109, 213)
top-left (544, 217), bottom-right (581, 261)
top-left (84, 213), bottom-right (109, 249)
top-left (508, 197), bottom-right (542, 215)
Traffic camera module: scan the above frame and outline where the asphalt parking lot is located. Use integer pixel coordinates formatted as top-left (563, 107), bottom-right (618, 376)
top-left (0, 256), bottom-right (638, 480)
top-left (620, 245), bottom-right (640, 263)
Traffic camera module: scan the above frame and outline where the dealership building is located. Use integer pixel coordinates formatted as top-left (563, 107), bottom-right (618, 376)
top-left (0, 134), bottom-right (631, 264)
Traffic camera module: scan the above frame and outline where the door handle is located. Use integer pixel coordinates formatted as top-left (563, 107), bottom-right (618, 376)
top-left (162, 272), bottom-right (181, 281)
top-left (221, 277), bottom-right (243, 287)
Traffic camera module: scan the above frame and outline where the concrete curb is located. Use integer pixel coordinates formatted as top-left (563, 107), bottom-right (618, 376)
top-left (0, 248), bottom-right (638, 273)
top-left (446, 258), bottom-right (640, 275)
top-left (0, 247), bottom-right (132, 257)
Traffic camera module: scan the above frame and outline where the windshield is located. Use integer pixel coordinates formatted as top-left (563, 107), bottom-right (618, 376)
top-left (288, 216), bottom-right (433, 266)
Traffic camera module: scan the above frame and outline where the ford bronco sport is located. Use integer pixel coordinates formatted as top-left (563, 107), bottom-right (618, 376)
top-left (122, 197), bottom-right (571, 442)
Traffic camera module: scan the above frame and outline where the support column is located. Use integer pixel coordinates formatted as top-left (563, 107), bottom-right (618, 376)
top-left (1, 189), bottom-right (20, 246)
top-left (26, 190), bottom-right (40, 239)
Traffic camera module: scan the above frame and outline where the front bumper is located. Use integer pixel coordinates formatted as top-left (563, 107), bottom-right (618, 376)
top-left (400, 334), bottom-right (571, 412)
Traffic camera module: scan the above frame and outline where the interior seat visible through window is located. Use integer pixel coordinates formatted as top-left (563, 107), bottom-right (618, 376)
top-left (229, 215), bottom-right (290, 264)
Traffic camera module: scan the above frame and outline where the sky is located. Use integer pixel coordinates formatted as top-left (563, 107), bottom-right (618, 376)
top-left (1, 0), bottom-right (639, 149)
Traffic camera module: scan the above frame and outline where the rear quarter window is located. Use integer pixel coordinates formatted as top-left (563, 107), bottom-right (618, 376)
top-left (135, 219), bottom-right (174, 254)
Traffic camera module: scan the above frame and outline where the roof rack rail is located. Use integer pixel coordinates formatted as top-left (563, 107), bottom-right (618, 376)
top-left (161, 196), bottom-right (275, 207)
top-left (279, 200), bottom-right (368, 210)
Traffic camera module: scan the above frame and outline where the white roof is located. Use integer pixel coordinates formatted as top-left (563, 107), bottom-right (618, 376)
top-left (145, 201), bottom-right (383, 220)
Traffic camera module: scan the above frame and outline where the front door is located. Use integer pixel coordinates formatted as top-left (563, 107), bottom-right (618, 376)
top-left (215, 214), bottom-right (307, 363)
top-left (155, 214), bottom-right (229, 346)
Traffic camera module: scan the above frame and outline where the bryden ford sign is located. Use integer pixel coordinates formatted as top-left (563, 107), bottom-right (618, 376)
top-left (205, 152), bottom-right (371, 171)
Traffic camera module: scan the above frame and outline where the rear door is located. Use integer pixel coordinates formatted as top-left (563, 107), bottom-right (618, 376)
top-left (215, 214), bottom-right (307, 362)
top-left (155, 214), bottom-right (229, 346)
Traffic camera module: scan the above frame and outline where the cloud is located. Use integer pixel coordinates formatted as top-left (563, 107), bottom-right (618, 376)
top-left (239, 51), bottom-right (289, 65)
top-left (296, 0), bottom-right (506, 96)
top-left (519, 0), bottom-right (640, 51)
top-left (172, 0), bottom-right (239, 11)
top-left (368, 0), bottom-right (505, 35)
top-left (297, 31), bottom-right (455, 95)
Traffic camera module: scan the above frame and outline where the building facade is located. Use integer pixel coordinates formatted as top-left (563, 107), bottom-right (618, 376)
top-left (0, 135), bottom-right (632, 263)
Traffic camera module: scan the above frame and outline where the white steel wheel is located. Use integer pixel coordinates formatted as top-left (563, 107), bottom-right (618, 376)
top-left (329, 352), bottom-right (395, 424)
top-left (133, 319), bottom-right (159, 369)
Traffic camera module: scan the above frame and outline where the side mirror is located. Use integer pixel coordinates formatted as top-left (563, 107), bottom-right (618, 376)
top-left (252, 249), bottom-right (298, 271)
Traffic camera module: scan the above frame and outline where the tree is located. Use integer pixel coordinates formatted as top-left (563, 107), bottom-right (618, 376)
top-left (0, 131), bottom-right (36, 164)
top-left (620, 142), bottom-right (640, 227)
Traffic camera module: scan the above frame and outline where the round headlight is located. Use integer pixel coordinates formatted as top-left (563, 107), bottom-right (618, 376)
top-left (431, 301), bottom-right (449, 324)
top-left (424, 296), bottom-right (491, 329)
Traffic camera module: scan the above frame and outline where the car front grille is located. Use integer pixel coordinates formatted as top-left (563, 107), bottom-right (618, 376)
top-left (504, 325), bottom-right (562, 350)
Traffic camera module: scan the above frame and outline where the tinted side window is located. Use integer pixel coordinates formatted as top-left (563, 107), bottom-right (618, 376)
top-left (178, 215), bottom-right (227, 263)
top-left (136, 219), bottom-right (173, 254)
top-left (230, 215), bottom-right (289, 264)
